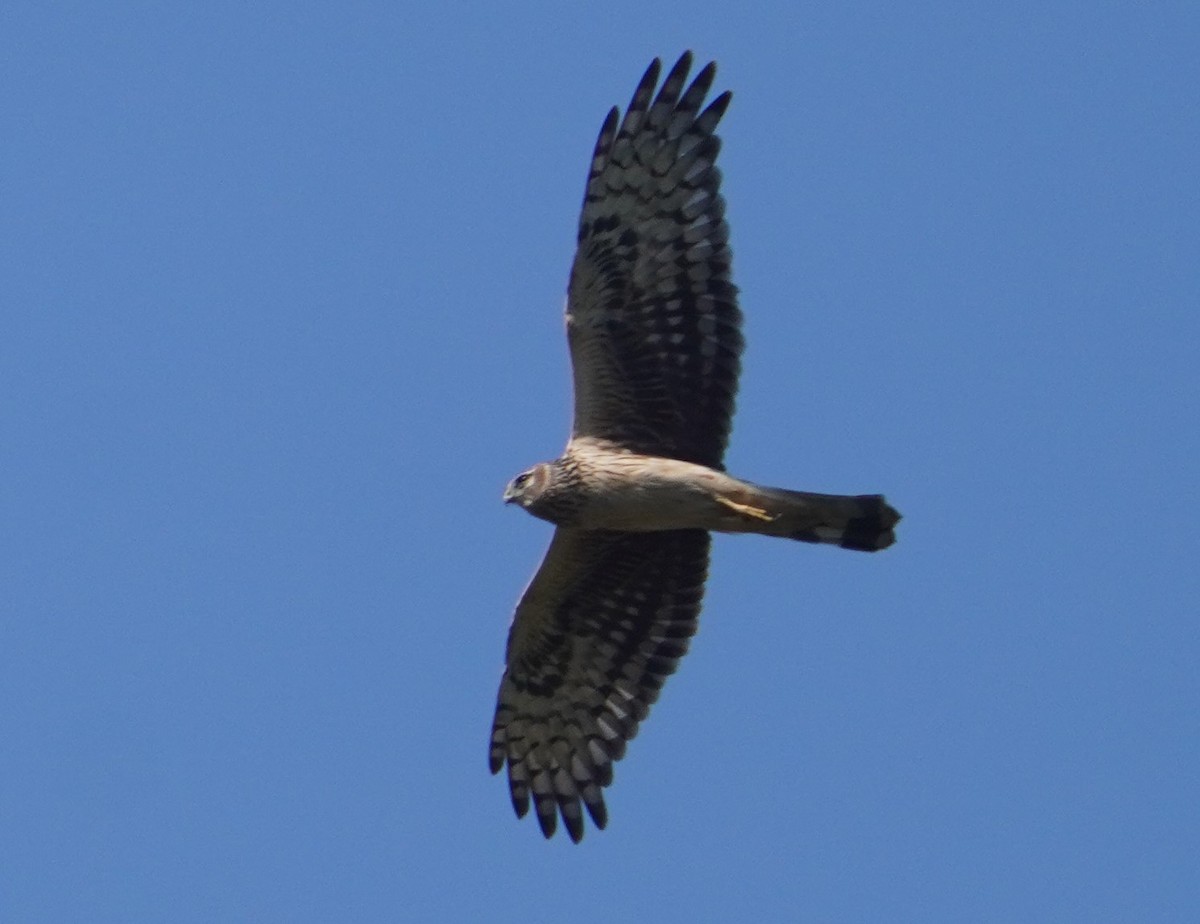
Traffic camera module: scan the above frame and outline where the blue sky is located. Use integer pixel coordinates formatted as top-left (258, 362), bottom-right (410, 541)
top-left (3, 3), bottom-right (1198, 921)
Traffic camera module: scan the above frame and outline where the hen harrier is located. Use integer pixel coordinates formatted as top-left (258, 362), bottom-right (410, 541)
top-left (489, 52), bottom-right (900, 842)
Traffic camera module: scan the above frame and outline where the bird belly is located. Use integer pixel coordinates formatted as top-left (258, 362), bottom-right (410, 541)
top-left (573, 457), bottom-right (748, 532)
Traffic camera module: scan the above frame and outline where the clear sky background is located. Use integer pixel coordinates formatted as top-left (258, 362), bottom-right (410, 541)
top-left (3, 3), bottom-right (1197, 922)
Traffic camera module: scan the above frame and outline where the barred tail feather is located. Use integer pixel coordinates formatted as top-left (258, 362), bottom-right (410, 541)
top-left (762, 488), bottom-right (900, 552)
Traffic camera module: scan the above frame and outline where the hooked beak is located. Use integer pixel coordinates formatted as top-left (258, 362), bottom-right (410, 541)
top-left (502, 483), bottom-right (518, 504)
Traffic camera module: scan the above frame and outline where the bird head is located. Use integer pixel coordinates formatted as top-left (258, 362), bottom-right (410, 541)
top-left (503, 463), bottom-right (549, 508)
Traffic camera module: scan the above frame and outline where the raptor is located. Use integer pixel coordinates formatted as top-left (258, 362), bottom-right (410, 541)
top-left (489, 52), bottom-right (900, 842)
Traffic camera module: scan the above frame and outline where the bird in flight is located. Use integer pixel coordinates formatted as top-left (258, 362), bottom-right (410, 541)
top-left (489, 52), bottom-right (900, 842)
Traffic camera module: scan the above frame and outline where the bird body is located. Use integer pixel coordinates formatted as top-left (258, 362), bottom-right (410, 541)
top-left (505, 445), bottom-right (897, 549)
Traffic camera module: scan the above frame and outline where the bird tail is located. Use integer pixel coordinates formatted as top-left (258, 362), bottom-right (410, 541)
top-left (769, 488), bottom-right (900, 551)
top-left (720, 486), bottom-right (900, 551)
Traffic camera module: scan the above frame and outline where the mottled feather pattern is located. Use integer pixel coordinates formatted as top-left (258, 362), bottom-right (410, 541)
top-left (489, 529), bottom-right (709, 842)
top-left (568, 53), bottom-right (743, 469)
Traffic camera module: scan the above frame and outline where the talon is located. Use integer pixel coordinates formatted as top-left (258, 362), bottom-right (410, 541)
top-left (715, 494), bottom-right (777, 522)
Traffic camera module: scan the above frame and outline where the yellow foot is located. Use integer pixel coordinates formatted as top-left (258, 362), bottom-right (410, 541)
top-left (715, 494), bottom-right (778, 522)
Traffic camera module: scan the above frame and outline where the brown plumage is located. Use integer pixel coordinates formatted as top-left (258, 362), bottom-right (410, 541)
top-left (490, 52), bottom-right (900, 843)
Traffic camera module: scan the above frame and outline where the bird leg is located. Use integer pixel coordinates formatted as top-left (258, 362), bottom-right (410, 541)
top-left (714, 494), bottom-right (778, 522)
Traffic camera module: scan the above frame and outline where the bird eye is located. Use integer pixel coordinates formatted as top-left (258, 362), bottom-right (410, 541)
top-left (513, 471), bottom-right (532, 488)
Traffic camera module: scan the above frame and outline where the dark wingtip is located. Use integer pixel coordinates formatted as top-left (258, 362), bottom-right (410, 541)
top-left (536, 801), bottom-right (557, 839)
top-left (671, 50), bottom-right (694, 73)
top-left (585, 797), bottom-right (608, 831)
top-left (563, 813), bottom-right (585, 843)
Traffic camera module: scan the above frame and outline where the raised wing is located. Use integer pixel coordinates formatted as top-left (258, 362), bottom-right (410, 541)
top-left (489, 527), bottom-right (710, 841)
top-left (566, 52), bottom-right (743, 469)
